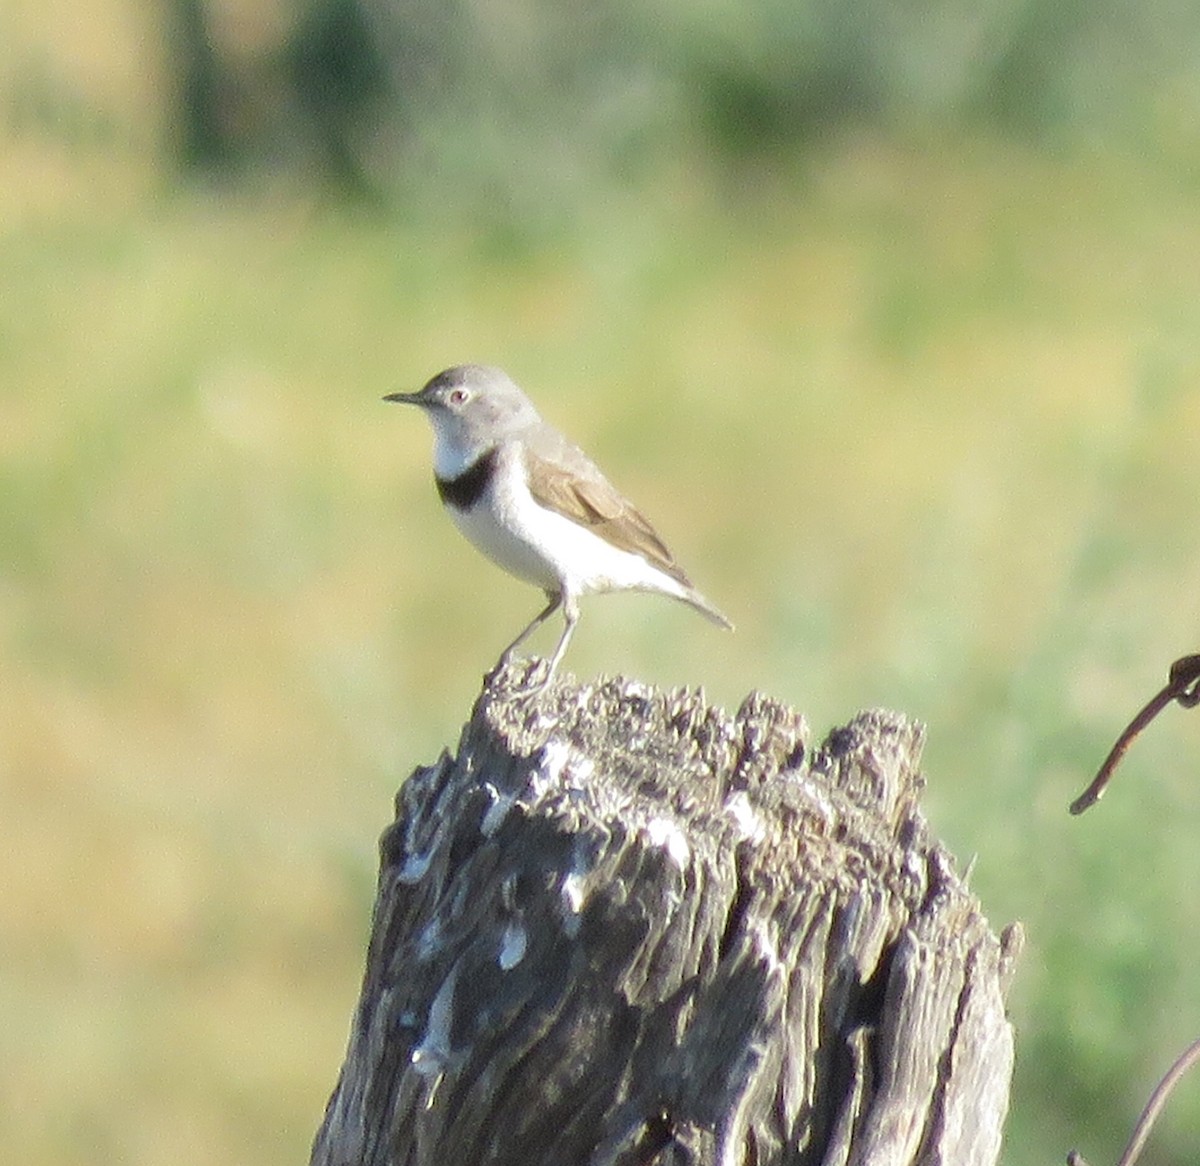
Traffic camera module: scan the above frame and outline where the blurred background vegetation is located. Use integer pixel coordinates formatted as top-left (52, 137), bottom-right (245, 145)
top-left (3, 1), bottom-right (1200, 1163)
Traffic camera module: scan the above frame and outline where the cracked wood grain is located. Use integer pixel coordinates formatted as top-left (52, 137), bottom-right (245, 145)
top-left (311, 660), bottom-right (1019, 1166)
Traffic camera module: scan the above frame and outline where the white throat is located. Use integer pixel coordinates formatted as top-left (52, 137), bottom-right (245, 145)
top-left (430, 421), bottom-right (491, 480)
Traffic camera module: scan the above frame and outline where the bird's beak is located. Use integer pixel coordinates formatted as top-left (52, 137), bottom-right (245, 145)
top-left (383, 390), bottom-right (425, 406)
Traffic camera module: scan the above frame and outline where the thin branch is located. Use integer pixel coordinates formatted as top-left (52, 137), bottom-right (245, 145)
top-left (1070, 654), bottom-right (1200, 815)
top-left (1067, 1036), bottom-right (1200, 1166)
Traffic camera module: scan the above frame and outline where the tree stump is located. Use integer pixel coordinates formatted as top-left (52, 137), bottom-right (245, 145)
top-left (311, 660), bottom-right (1021, 1166)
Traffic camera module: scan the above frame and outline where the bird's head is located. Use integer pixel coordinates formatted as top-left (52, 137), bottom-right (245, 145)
top-left (385, 365), bottom-right (540, 468)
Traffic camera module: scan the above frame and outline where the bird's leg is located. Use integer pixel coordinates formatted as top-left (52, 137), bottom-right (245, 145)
top-left (531, 594), bottom-right (579, 693)
top-left (496, 592), bottom-right (562, 669)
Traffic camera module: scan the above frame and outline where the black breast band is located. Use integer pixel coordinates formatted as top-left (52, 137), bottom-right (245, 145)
top-left (436, 448), bottom-right (497, 510)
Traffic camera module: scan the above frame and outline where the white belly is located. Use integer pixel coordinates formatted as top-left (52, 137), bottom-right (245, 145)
top-left (449, 448), bottom-right (686, 602)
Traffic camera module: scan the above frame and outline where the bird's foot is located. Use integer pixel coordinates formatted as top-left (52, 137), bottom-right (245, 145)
top-left (487, 653), bottom-right (554, 697)
top-left (514, 656), bottom-right (555, 696)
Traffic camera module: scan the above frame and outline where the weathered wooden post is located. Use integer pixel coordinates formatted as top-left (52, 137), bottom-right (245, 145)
top-left (312, 660), bottom-right (1021, 1166)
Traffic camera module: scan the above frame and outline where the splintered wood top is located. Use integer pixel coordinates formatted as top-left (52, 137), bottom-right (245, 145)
top-left (312, 660), bottom-right (1020, 1166)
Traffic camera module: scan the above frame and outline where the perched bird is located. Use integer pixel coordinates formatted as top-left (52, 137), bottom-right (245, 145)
top-left (385, 365), bottom-right (732, 686)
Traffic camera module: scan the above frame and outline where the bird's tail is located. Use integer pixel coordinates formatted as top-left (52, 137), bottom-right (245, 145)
top-left (681, 586), bottom-right (734, 631)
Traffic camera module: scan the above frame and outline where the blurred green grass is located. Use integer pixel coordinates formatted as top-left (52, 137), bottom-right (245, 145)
top-left (5, 26), bottom-right (1200, 1166)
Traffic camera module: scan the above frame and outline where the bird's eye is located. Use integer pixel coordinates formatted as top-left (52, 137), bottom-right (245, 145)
top-left (448, 388), bottom-right (469, 406)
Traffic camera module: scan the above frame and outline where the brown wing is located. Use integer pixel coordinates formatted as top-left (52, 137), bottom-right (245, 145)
top-left (520, 435), bottom-right (692, 587)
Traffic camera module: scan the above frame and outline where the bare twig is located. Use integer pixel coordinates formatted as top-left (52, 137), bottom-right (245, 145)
top-left (1066, 1036), bottom-right (1200, 1166)
top-left (1070, 654), bottom-right (1200, 815)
